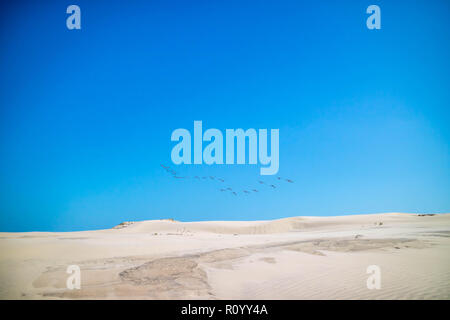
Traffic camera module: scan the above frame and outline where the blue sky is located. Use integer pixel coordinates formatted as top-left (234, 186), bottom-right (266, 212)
top-left (0, 0), bottom-right (449, 231)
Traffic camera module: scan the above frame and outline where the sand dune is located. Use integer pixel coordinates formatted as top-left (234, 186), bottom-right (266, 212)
top-left (0, 213), bottom-right (449, 299)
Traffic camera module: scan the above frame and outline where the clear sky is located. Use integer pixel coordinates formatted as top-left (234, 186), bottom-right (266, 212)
top-left (0, 0), bottom-right (449, 231)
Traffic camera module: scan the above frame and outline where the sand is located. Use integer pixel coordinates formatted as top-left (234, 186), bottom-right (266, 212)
top-left (0, 213), bottom-right (449, 299)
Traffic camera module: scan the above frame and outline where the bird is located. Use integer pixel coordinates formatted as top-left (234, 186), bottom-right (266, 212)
top-left (160, 164), bottom-right (171, 172)
top-left (160, 164), bottom-right (178, 176)
top-left (161, 163), bottom-right (295, 198)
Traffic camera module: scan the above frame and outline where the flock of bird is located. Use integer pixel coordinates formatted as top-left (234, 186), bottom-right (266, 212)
top-left (160, 164), bottom-right (294, 196)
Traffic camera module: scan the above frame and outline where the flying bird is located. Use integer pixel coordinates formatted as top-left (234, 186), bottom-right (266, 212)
top-left (160, 164), bottom-right (177, 176)
top-left (161, 164), bottom-right (294, 198)
top-left (160, 164), bottom-right (171, 172)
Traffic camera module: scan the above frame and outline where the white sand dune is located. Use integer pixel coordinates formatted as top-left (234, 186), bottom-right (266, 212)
top-left (0, 213), bottom-right (449, 299)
